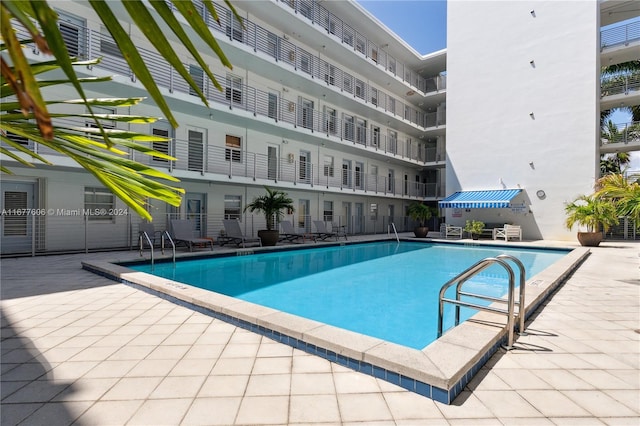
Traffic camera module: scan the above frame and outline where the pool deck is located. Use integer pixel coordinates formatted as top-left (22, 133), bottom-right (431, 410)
top-left (1, 235), bottom-right (639, 425)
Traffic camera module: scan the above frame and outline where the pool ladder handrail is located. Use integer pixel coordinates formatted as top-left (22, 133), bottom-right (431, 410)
top-left (161, 230), bottom-right (176, 266)
top-left (389, 222), bottom-right (400, 243)
top-left (437, 255), bottom-right (527, 350)
top-left (139, 231), bottom-right (154, 267)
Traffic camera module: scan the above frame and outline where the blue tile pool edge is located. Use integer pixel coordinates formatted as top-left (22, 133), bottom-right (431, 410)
top-left (82, 245), bottom-right (589, 405)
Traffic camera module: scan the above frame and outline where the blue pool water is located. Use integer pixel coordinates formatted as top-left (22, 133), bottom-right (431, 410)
top-left (130, 242), bottom-right (568, 349)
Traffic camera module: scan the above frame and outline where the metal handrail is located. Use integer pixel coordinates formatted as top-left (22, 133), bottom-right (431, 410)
top-left (438, 257), bottom-right (517, 349)
top-left (497, 254), bottom-right (527, 335)
top-left (139, 231), bottom-right (154, 267)
top-left (389, 222), bottom-right (399, 242)
top-left (161, 230), bottom-right (176, 266)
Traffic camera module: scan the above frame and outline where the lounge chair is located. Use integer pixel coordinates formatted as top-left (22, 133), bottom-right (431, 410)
top-left (222, 219), bottom-right (262, 247)
top-left (439, 223), bottom-right (463, 239)
top-left (138, 221), bottom-right (163, 246)
top-left (493, 224), bottom-right (522, 241)
top-left (312, 220), bottom-right (343, 241)
top-left (170, 219), bottom-right (214, 251)
top-left (279, 220), bottom-right (309, 243)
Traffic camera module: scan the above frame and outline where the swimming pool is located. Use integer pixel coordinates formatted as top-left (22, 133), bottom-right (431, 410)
top-left (86, 239), bottom-right (587, 403)
top-left (129, 241), bottom-right (568, 349)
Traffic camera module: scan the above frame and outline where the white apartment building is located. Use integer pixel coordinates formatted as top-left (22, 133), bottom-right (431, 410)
top-left (1, 0), bottom-right (638, 255)
top-left (444, 0), bottom-right (639, 241)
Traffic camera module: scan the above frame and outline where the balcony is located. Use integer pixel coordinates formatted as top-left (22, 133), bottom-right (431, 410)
top-left (600, 72), bottom-right (640, 111)
top-left (14, 21), bottom-right (443, 164)
top-left (600, 121), bottom-right (640, 153)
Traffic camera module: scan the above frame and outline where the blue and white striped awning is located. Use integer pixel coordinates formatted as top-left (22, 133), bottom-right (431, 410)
top-left (439, 189), bottom-right (522, 209)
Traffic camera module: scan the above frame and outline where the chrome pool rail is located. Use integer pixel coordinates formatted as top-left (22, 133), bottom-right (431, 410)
top-left (161, 230), bottom-right (176, 266)
top-left (139, 231), bottom-right (154, 267)
top-left (437, 256), bottom-right (520, 350)
top-left (389, 222), bottom-right (399, 242)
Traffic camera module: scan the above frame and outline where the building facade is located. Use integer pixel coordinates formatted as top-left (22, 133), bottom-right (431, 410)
top-left (1, 0), bottom-right (638, 254)
top-left (445, 0), bottom-right (639, 241)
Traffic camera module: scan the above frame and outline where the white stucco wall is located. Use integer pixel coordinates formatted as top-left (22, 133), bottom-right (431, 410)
top-left (446, 1), bottom-right (600, 240)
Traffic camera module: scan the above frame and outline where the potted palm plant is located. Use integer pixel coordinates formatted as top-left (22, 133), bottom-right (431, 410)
top-left (244, 186), bottom-right (295, 246)
top-left (564, 194), bottom-right (618, 247)
top-left (407, 202), bottom-right (433, 238)
top-left (464, 220), bottom-right (485, 240)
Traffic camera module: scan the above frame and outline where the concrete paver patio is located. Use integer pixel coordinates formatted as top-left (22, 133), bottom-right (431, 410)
top-left (1, 237), bottom-right (638, 425)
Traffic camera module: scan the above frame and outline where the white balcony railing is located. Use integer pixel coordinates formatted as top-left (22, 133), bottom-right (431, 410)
top-left (601, 20), bottom-right (640, 49)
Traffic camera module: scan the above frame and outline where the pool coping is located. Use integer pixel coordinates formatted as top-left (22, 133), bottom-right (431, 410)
top-left (82, 239), bottom-right (590, 404)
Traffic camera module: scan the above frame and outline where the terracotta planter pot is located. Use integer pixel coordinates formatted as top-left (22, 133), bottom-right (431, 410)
top-left (577, 232), bottom-right (602, 247)
top-left (413, 226), bottom-right (429, 238)
top-left (258, 230), bottom-right (280, 246)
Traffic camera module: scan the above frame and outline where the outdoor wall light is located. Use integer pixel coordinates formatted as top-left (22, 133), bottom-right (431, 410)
top-left (536, 190), bottom-right (546, 199)
top-left (529, 161), bottom-right (535, 169)
top-left (529, 59), bottom-right (535, 67)
top-left (530, 10), bottom-right (536, 17)
top-left (529, 112), bottom-right (535, 119)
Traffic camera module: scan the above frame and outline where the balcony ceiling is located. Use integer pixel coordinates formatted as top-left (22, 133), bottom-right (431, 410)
top-left (600, 0), bottom-right (640, 26)
top-left (239, 0), bottom-right (446, 78)
top-left (601, 38), bottom-right (640, 66)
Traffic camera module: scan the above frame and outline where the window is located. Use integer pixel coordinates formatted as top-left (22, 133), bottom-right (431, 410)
top-left (388, 97), bottom-right (396, 114)
top-left (370, 203), bottom-right (378, 220)
top-left (299, 1), bottom-right (312, 19)
top-left (99, 26), bottom-right (121, 57)
top-left (344, 115), bottom-right (354, 141)
top-left (151, 127), bottom-right (170, 163)
top-left (355, 162), bottom-right (364, 189)
top-left (388, 58), bottom-right (396, 74)
top-left (85, 106), bottom-right (115, 139)
top-left (189, 65), bottom-right (204, 96)
top-left (323, 201), bottom-right (333, 222)
top-left (84, 187), bottom-right (115, 221)
top-left (225, 10), bottom-right (243, 42)
top-left (188, 130), bottom-right (204, 172)
top-left (301, 98), bottom-right (314, 129)
top-left (268, 92), bottom-right (278, 119)
top-left (343, 29), bottom-right (354, 46)
top-left (267, 32), bottom-right (279, 58)
top-left (324, 64), bottom-right (336, 86)
top-left (225, 135), bottom-right (241, 162)
top-left (224, 195), bottom-right (242, 219)
top-left (343, 74), bottom-right (353, 93)
top-left (325, 107), bottom-right (336, 134)
top-left (356, 37), bottom-right (365, 54)
top-left (388, 169), bottom-right (395, 192)
top-left (225, 74), bottom-right (242, 104)
top-left (356, 119), bottom-right (366, 145)
top-left (371, 88), bottom-right (378, 106)
top-left (58, 12), bottom-right (85, 58)
top-left (300, 52), bottom-right (311, 74)
top-left (323, 155), bottom-right (334, 177)
top-left (372, 126), bottom-right (380, 147)
top-left (355, 79), bottom-right (365, 99)
top-left (342, 160), bottom-right (352, 187)
top-left (388, 130), bottom-right (397, 153)
top-left (371, 47), bottom-right (378, 63)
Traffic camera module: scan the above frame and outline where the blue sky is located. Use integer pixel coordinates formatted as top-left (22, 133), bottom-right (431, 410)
top-left (357, 1), bottom-right (447, 54)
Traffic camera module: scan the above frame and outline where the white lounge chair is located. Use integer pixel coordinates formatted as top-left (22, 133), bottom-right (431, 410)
top-left (279, 220), bottom-right (308, 243)
top-left (170, 219), bottom-right (214, 251)
top-left (493, 224), bottom-right (522, 241)
top-left (439, 223), bottom-right (463, 239)
top-left (222, 219), bottom-right (262, 247)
